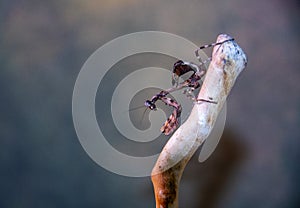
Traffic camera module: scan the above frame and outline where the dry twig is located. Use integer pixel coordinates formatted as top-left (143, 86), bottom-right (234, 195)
top-left (151, 34), bottom-right (247, 208)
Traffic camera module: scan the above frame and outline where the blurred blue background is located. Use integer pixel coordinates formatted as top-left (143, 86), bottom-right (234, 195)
top-left (0, 0), bottom-right (299, 207)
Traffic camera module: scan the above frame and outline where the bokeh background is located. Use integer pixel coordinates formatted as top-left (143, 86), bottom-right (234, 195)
top-left (1, 0), bottom-right (299, 207)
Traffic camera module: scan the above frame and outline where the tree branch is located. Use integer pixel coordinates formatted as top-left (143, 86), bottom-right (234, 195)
top-left (151, 34), bottom-right (247, 208)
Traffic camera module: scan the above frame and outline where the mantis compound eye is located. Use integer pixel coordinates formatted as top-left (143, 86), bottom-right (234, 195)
top-left (144, 100), bottom-right (156, 110)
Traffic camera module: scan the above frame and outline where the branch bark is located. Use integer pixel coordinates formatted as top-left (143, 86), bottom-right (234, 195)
top-left (151, 34), bottom-right (248, 208)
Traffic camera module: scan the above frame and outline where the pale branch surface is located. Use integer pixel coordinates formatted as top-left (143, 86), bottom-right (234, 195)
top-left (151, 34), bottom-right (247, 208)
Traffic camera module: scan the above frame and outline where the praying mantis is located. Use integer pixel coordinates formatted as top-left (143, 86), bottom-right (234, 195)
top-left (144, 38), bottom-right (234, 135)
